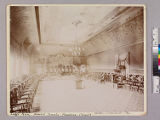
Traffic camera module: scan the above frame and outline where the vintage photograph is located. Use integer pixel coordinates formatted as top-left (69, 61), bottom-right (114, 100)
top-left (7, 4), bottom-right (146, 115)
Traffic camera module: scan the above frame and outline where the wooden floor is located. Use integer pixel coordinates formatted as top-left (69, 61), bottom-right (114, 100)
top-left (32, 75), bottom-right (144, 113)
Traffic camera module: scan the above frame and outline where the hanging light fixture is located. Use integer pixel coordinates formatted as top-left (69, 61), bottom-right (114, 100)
top-left (70, 20), bottom-right (84, 57)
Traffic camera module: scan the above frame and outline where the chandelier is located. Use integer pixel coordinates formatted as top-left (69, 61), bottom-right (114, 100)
top-left (70, 20), bottom-right (84, 56)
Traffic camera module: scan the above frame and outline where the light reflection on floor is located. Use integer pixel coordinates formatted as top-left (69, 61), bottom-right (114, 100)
top-left (32, 75), bottom-right (144, 113)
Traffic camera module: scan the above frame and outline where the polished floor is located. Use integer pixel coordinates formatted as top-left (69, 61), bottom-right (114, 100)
top-left (32, 75), bottom-right (144, 113)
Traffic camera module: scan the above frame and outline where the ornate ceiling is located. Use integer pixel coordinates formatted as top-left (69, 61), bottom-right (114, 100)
top-left (38, 6), bottom-right (116, 45)
top-left (10, 5), bottom-right (144, 56)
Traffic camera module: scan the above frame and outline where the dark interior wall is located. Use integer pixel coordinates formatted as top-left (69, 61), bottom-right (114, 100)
top-left (10, 6), bottom-right (39, 45)
top-left (10, 6), bottom-right (39, 80)
top-left (86, 10), bottom-right (144, 74)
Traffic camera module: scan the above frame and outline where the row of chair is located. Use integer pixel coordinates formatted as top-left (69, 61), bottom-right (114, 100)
top-left (10, 74), bottom-right (45, 113)
top-left (85, 72), bottom-right (144, 93)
